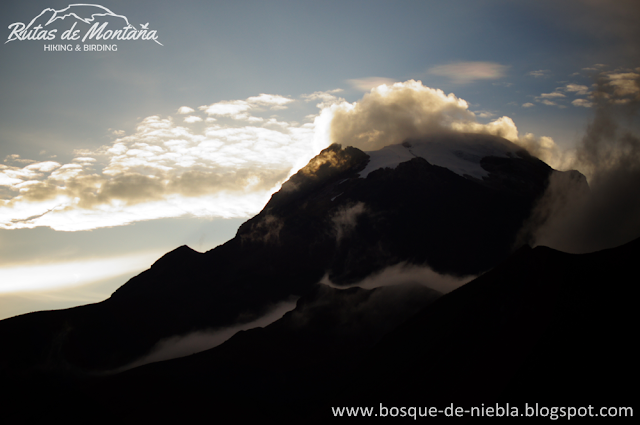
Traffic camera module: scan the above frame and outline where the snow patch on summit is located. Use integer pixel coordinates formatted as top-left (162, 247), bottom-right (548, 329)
top-left (359, 133), bottom-right (519, 179)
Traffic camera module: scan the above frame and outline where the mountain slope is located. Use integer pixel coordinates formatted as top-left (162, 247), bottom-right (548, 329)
top-left (116, 236), bottom-right (640, 422)
top-left (2, 235), bottom-right (636, 423)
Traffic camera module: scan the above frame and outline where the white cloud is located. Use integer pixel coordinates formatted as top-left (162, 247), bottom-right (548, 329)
top-left (246, 93), bottom-right (294, 109)
top-left (320, 262), bottom-right (472, 294)
top-left (183, 115), bottom-right (203, 123)
top-left (329, 80), bottom-right (561, 167)
top-left (72, 157), bottom-right (97, 165)
top-left (199, 94), bottom-right (295, 120)
top-left (117, 297), bottom-right (298, 370)
top-left (177, 106), bottom-right (195, 114)
top-left (25, 161), bottom-right (62, 172)
top-left (428, 61), bottom-right (508, 83)
top-left (199, 100), bottom-right (252, 117)
top-left (332, 202), bottom-right (367, 243)
top-left (302, 89), bottom-right (345, 108)
top-left (522, 103), bottom-right (535, 108)
top-left (0, 173), bottom-right (22, 186)
top-left (49, 163), bottom-right (84, 180)
top-left (0, 98), bottom-right (325, 231)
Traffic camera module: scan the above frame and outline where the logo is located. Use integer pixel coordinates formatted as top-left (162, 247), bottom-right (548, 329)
top-left (6, 3), bottom-right (162, 51)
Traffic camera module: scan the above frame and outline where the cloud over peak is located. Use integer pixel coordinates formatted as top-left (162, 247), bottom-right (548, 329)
top-left (328, 80), bottom-right (559, 165)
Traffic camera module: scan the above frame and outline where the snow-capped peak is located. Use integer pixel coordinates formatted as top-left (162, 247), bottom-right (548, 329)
top-left (359, 133), bottom-right (520, 179)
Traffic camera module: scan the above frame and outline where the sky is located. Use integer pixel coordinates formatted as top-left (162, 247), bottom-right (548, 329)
top-left (1, 0), bottom-right (639, 320)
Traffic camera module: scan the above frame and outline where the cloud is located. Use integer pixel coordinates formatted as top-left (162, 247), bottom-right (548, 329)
top-left (565, 84), bottom-right (590, 96)
top-left (332, 202), bottom-right (367, 243)
top-left (572, 99), bottom-right (593, 108)
top-left (537, 83), bottom-right (594, 109)
top-left (606, 71), bottom-right (640, 98)
top-left (320, 262), bottom-right (473, 294)
top-left (527, 70), bottom-right (551, 78)
top-left (522, 103), bottom-right (535, 108)
top-left (246, 93), bottom-right (294, 109)
top-left (347, 77), bottom-right (397, 91)
top-left (183, 115), bottom-right (203, 123)
top-left (240, 214), bottom-right (284, 245)
top-left (302, 89), bottom-right (345, 108)
top-left (521, 69), bottom-right (640, 253)
top-left (0, 97), bottom-right (325, 231)
top-left (428, 61), bottom-right (508, 84)
top-left (330, 80), bottom-right (474, 151)
top-left (328, 80), bottom-right (561, 167)
top-left (533, 87), bottom-right (586, 107)
top-left (540, 92), bottom-right (566, 98)
top-left (475, 110), bottom-right (496, 118)
top-left (199, 100), bottom-right (252, 117)
top-left (199, 93), bottom-right (295, 120)
top-left (0, 82), bottom-right (566, 232)
top-left (177, 106), bottom-right (195, 114)
top-left (4, 154), bottom-right (36, 165)
top-left (115, 297), bottom-right (298, 371)
top-left (26, 161), bottom-right (62, 172)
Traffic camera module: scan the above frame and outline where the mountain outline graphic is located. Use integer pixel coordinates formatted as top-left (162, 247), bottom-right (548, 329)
top-left (29, 4), bottom-right (135, 30)
top-left (7, 3), bottom-right (163, 46)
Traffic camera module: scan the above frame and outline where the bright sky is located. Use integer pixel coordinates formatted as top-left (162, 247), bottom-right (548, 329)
top-left (1, 0), bottom-right (639, 319)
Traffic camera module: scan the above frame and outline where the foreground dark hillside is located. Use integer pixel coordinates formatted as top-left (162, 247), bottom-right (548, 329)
top-left (2, 236), bottom-right (638, 423)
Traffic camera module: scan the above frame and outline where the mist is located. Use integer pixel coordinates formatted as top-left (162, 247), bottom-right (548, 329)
top-left (320, 261), bottom-right (473, 294)
top-left (114, 297), bottom-right (298, 372)
top-left (523, 69), bottom-right (640, 253)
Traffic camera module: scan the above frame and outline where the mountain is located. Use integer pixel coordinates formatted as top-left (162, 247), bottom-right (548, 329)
top-left (0, 134), bottom-right (571, 375)
top-left (0, 133), bottom-right (562, 375)
top-left (1, 133), bottom-right (636, 422)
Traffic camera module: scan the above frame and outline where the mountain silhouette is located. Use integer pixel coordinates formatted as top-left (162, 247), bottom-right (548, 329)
top-left (2, 133), bottom-right (634, 422)
top-left (0, 135), bottom-right (561, 374)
